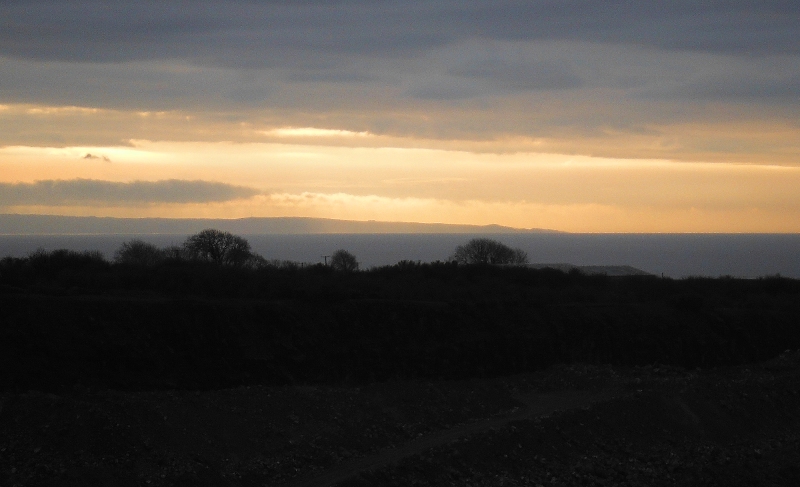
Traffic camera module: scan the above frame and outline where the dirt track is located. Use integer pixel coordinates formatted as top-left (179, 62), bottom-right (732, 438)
top-left (288, 388), bottom-right (626, 487)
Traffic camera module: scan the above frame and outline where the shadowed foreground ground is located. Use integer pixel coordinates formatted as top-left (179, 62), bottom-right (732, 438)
top-left (2, 263), bottom-right (800, 485)
top-left (3, 351), bottom-right (800, 487)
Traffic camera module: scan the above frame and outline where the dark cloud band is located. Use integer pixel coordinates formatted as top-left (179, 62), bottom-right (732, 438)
top-left (0, 179), bottom-right (260, 206)
top-left (1, 1), bottom-right (798, 68)
top-left (1, 1), bottom-right (798, 162)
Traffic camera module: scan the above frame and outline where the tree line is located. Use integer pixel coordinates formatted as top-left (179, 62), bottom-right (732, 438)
top-left (113, 229), bottom-right (362, 271)
top-left (0, 230), bottom-right (534, 296)
top-left (30, 229), bottom-right (527, 270)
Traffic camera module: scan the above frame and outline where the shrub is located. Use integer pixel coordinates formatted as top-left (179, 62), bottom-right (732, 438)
top-left (114, 239), bottom-right (165, 267)
top-left (450, 238), bottom-right (528, 265)
top-left (27, 248), bottom-right (109, 274)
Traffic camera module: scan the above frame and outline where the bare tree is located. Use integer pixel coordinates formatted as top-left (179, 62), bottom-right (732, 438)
top-left (114, 239), bottom-right (164, 266)
top-left (511, 247), bottom-right (529, 265)
top-left (183, 229), bottom-right (252, 266)
top-left (450, 238), bottom-right (528, 265)
top-left (330, 249), bottom-right (359, 272)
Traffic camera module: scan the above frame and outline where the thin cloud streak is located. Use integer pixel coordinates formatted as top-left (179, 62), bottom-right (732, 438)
top-left (264, 127), bottom-right (372, 138)
top-left (0, 179), bottom-right (261, 206)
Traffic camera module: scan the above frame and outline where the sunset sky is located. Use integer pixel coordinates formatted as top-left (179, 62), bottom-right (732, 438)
top-left (1, 1), bottom-right (799, 232)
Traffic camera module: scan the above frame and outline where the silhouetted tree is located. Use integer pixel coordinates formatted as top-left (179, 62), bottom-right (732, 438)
top-left (183, 229), bottom-right (252, 266)
top-left (330, 249), bottom-right (359, 272)
top-left (511, 247), bottom-right (529, 265)
top-left (450, 238), bottom-right (528, 265)
top-left (114, 239), bottom-right (164, 267)
top-left (161, 245), bottom-right (190, 261)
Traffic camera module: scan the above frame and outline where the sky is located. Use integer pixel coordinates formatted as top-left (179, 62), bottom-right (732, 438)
top-left (1, 1), bottom-right (799, 232)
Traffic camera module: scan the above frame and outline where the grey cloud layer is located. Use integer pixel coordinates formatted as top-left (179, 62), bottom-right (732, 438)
top-left (2, 1), bottom-right (798, 66)
top-left (1, 1), bottom-right (798, 160)
top-left (0, 179), bottom-right (260, 206)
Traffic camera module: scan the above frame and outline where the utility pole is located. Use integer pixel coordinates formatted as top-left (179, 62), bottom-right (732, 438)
top-left (322, 255), bottom-right (330, 266)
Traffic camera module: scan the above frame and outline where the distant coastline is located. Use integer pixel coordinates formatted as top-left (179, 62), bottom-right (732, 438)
top-left (0, 214), bottom-right (560, 236)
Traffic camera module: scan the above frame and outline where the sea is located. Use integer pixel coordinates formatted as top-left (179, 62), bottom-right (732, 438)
top-left (0, 233), bottom-right (799, 279)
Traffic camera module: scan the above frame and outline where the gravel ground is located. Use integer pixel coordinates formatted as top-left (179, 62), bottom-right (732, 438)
top-left (2, 351), bottom-right (800, 487)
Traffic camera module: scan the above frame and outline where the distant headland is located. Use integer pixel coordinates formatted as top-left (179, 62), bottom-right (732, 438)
top-left (0, 214), bottom-right (562, 235)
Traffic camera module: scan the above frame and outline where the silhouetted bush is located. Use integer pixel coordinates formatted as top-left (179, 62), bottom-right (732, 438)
top-left (114, 239), bottom-right (165, 267)
top-left (451, 238), bottom-right (528, 265)
top-left (27, 248), bottom-right (109, 274)
top-left (9, 248), bottom-right (112, 291)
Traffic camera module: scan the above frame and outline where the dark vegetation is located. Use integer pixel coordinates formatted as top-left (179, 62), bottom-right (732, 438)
top-left (450, 237), bottom-right (528, 265)
top-left (329, 249), bottom-right (359, 272)
top-left (2, 232), bottom-right (800, 393)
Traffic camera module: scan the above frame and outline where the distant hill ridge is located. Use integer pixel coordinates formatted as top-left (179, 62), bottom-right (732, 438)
top-left (0, 214), bottom-right (560, 235)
